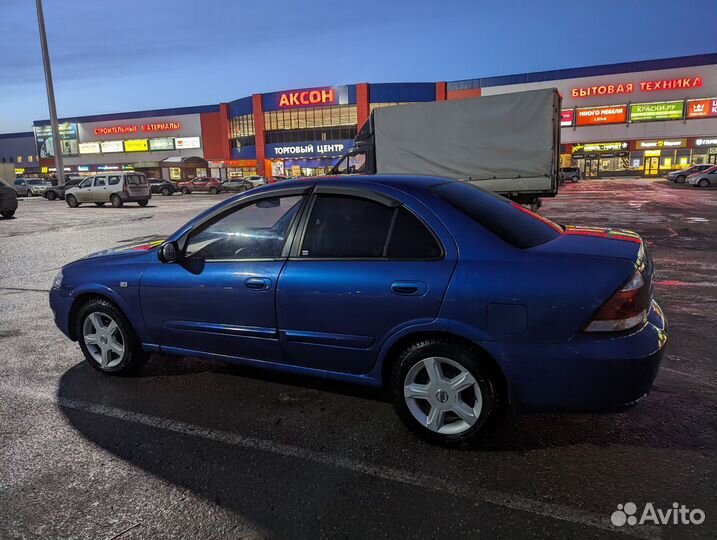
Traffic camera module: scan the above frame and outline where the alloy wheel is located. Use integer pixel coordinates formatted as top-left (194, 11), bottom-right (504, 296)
top-left (82, 312), bottom-right (125, 369)
top-left (403, 356), bottom-right (482, 435)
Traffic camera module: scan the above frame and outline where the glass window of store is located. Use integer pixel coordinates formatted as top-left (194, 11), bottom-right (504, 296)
top-left (263, 104), bottom-right (358, 145)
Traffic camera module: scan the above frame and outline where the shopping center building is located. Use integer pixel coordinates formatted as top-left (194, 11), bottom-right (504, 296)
top-left (7, 53), bottom-right (716, 180)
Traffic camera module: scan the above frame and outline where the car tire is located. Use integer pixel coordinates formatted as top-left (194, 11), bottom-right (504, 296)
top-left (571, 176), bottom-right (579, 182)
top-left (46, 191), bottom-right (57, 201)
top-left (390, 338), bottom-right (501, 448)
top-left (1, 210), bottom-right (14, 219)
top-left (75, 297), bottom-right (149, 375)
top-left (238, 186), bottom-right (246, 193)
top-left (180, 187), bottom-right (190, 195)
top-left (66, 194), bottom-right (79, 208)
top-left (675, 175), bottom-right (686, 184)
top-left (94, 202), bottom-right (106, 207)
top-left (138, 200), bottom-right (149, 207)
top-left (208, 186), bottom-right (219, 195)
top-left (160, 187), bottom-right (170, 196)
top-left (110, 194), bottom-right (123, 208)
top-left (698, 178), bottom-right (709, 188)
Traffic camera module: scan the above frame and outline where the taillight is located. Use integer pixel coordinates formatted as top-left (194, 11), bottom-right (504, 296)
top-left (584, 270), bottom-right (650, 332)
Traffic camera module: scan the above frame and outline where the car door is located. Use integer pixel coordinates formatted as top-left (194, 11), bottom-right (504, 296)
top-left (140, 187), bottom-right (310, 361)
top-left (92, 176), bottom-right (108, 202)
top-left (276, 183), bottom-right (458, 375)
top-left (14, 180), bottom-right (27, 196)
top-left (75, 177), bottom-right (94, 202)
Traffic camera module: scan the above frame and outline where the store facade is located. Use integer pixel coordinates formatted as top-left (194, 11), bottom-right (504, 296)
top-left (21, 53), bottom-right (717, 182)
top-left (33, 104), bottom-right (228, 180)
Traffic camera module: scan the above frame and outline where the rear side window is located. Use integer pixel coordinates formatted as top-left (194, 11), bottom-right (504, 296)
top-left (108, 175), bottom-right (121, 185)
top-left (126, 174), bottom-right (147, 185)
top-left (300, 195), bottom-right (442, 259)
top-left (431, 182), bottom-right (561, 249)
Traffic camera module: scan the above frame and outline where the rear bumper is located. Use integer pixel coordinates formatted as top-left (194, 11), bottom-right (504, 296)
top-left (492, 300), bottom-right (667, 413)
top-left (119, 192), bottom-right (151, 202)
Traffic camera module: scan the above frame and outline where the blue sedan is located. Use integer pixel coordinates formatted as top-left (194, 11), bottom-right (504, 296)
top-left (49, 176), bottom-right (667, 447)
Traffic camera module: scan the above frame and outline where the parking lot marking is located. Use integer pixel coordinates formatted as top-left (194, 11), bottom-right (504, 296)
top-left (5, 383), bottom-right (661, 539)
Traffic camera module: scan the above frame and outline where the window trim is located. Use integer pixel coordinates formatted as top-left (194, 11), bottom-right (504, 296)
top-left (182, 190), bottom-right (310, 263)
top-left (289, 192), bottom-right (445, 262)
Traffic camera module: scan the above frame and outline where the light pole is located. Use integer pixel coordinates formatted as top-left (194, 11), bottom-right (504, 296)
top-left (35, 0), bottom-right (64, 186)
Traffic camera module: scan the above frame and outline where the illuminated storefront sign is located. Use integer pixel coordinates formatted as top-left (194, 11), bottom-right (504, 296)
top-left (225, 159), bottom-right (257, 167)
top-left (560, 109), bottom-right (574, 127)
top-left (571, 76), bottom-right (702, 98)
top-left (15, 168), bottom-right (25, 174)
top-left (687, 98), bottom-right (717, 119)
top-left (572, 141), bottom-right (629, 153)
top-left (636, 139), bottom-right (688, 149)
top-left (266, 140), bottom-right (350, 159)
top-left (78, 142), bottom-right (101, 154)
top-left (100, 140), bottom-right (124, 153)
top-left (149, 137), bottom-right (175, 151)
top-left (93, 122), bottom-right (181, 136)
top-left (630, 101), bottom-right (684, 122)
top-left (124, 139), bottom-right (149, 152)
top-left (279, 88), bottom-right (335, 108)
top-left (35, 122), bottom-right (78, 157)
top-left (695, 137), bottom-right (717, 147)
top-left (175, 136), bottom-right (201, 149)
top-left (575, 105), bottom-right (627, 126)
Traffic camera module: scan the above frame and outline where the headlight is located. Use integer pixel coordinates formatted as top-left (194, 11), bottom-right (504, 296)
top-left (52, 270), bottom-right (63, 289)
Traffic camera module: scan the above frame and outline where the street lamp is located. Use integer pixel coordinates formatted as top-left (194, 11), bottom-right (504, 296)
top-left (34, 0), bottom-right (65, 186)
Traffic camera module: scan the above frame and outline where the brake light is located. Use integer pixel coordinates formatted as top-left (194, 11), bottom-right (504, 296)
top-left (584, 270), bottom-right (650, 332)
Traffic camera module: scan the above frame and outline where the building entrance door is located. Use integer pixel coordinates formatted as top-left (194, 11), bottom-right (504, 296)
top-left (708, 153), bottom-right (717, 165)
top-left (644, 156), bottom-right (660, 176)
top-left (583, 159), bottom-right (599, 178)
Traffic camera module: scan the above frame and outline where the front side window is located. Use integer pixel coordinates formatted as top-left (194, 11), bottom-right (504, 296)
top-left (185, 195), bottom-right (303, 260)
top-left (80, 178), bottom-right (93, 188)
top-left (299, 195), bottom-right (441, 259)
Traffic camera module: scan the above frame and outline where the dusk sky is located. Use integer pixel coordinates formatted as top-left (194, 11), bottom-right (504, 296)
top-left (1, 0), bottom-right (715, 133)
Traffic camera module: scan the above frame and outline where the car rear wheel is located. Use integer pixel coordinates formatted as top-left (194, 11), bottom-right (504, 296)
top-left (46, 191), bottom-right (57, 201)
top-left (1, 210), bottom-right (14, 219)
top-left (160, 187), bottom-right (170, 196)
top-left (138, 199), bottom-right (148, 207)
top-left (180, 187), bottom-right (190, 195)
top-left (390, 338), bottom-right (500, 448)
top-left (110, 194), bottom-right (123, 208)
top-left (698, 178), bottom-right (710, 188)
top-left (94, 202), bottom-right (105, 207)
top-left (675, 175), bottom-right (686, 184)
top-left (66, 194), bottom-right (79, 208)
top-left (76, 298), bottom-right (148, 375)
top-left (208, 186), bottom-right (219, 195)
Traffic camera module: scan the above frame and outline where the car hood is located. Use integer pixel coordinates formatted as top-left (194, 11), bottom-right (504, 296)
top-left (82, 237), bottom-right (166, 259)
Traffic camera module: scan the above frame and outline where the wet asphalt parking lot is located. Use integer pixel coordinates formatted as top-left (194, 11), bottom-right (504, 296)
top-left (1, 180), bottom-right (715, 540)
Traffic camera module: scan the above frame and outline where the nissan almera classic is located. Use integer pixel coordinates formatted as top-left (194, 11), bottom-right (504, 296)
top-left (49, 176), bottom-right (667, 448)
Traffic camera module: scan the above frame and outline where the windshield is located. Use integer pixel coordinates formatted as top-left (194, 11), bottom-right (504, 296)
top-left (27, 179), bottom-right (48, 185)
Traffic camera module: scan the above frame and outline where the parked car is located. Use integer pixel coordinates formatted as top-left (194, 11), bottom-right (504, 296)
top-left (222, 178), bottom-right (253, 193)
top-left (49, 175), bottom-right (667, 448)
top-left (0, 177), bottom-right (18, 218)
top-left (268, 175), bottom-right (289, 184)
top-left (666, 164), bottom-right (713, 183)
top-left (559, 167), bottom-right (581, 183)
top-left (65, 172), bottom-right (151, 208)
top-left (14, 178), bottom-right (50, 197)
top-left (148, 178), bottom-right (177, 196)
top-left (244, 175), bottom-right (267, 188)
top-left (177, 177), bottom-right (223, 195)
top-left (686, 165), bottom-right (717, 188)
top-left (44, 177), bottom-right (83, 200)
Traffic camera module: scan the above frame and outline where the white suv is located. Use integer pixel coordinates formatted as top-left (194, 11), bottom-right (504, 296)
top-left (65, 172), bottom-right (151, 208)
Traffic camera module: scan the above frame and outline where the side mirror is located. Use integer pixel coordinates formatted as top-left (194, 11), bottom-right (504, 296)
top-left (158, 241), bottom-right (180, 263)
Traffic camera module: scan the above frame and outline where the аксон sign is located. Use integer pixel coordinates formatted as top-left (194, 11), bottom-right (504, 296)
top-left (93, 122), bottom-right (181, 135)
top-left (279, 88), bottom-right (336, 108)
top-left (571, 77), bottom-right (702, 98)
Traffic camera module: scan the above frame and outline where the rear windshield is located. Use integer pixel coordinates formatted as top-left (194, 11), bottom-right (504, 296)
top-left (126, 174), bottom-right (147, 185)
top-left (431, 181), bottom-right (562, 248)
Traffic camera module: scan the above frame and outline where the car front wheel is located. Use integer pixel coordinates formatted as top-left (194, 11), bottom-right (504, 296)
top-left (675, 175), bottom-right (686, 184)
top-left (66, 194), bottom-right (79, 208)
top-left (698, 178), bottom-right (710, 188)
top-left (180, 187), bottom-right (190, 195)
top-left (390, 338), bottom-right (501, 448)
top-left (46, 191), bottom-right (57, 201)
top-left (571, 176), bottom-right (579, 182)
top-left (160, 187), bottom-right (171, 196)
top-left (76, 298), bottom-right (148, 375)
top-left (208, 186), bottom-right (219, 194)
